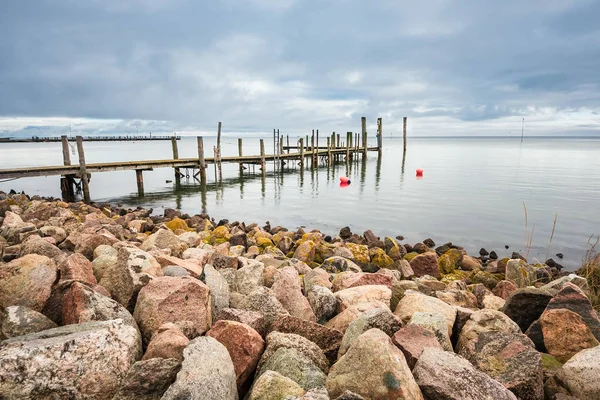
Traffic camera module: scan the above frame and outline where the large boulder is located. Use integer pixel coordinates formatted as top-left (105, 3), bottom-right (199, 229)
top-left (202, 264), bottom-right (230, 320)
top-left (392, 324), bottom-right (444, 369)
top-left (332, 271), bottom-right (392, 292)
top-left (326, 328), bottom-right (423, 400)
top-left (321, 256), bottom-right (362, 274)
top-left (60, 281), bottom-right (137, 327)
top-left (539, 308), bottom-right (599, 363)
top-left (410, 252), bottom-right (441, 279)
top-left (215, 308), bottom-right (266, 337)
top-left (394, 290), bottom-right (456, 336)
top-left (544, 282), bottom-right (600, 341)
top-left (325, 301), bottom-right (388, 334)
top-left (559, 345), bottom-right (600, 400)
top-left (59, 253), bottom-right (97, 284)
top-left (0, 211), bottom-right (37, 244)
top-left (293, 240), bottom-right (316, 263)
top-left (334, 285), bottom-right (392, 313)
top-left (234, 259), bottom-right (264, 295)
top-left (142, 323), bottom-right (189, 361)
top-left (112, 358), bottom-right (181, 400)
top-left (248, 370), bottom-right (306, 400)
top-left (140, 228), bottom-right (182, 252)
top-left (0, 305), bottom-right (57, 339)
top-left (0, 319), bottom-right (141, 399)
top-left (255, 347), bottom-right (326, 391)
top-left (207, 320), bottom-right (265, 390)
top-left (500, 287), bottom-right (553, 332)
top-left (338, 308), bottom-right (402, 358)
top-left (505, 259), bottom-right (536, 288)
top-left (413, 348), bottom-right (517, 400)
top-left (19, 236), bottom-right (62, 259)
top-left (456, 309), bottom-right (521, 355)
top-left (307, 285), bottom-right (337, 324)
top-left (269, 314), bottom-right (343, 364)
top-left (239, 286), bottom-right (289, 327)
top-left (162, 336), bottom-right (238, 400)
top-left (409, 312), bottom-right (452, 351)
top-left (152, 252), bottom-right (203, 278)
top-left (390, 280), bottom-right (420, 310)
top-left (0, 254), bottom-right (57, 312)
top-left (99, 247), bottom-right (162, 311)
top-left (459, 331), bottom-right (543, 400)
top-left (133, 276), bottom-right (212, 344)
top-left (272, 266), bottom-right (317, 322)
top-left (258, 331), bottom-right (329, 375)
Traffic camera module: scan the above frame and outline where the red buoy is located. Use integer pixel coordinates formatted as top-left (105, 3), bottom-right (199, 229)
top-left (340, 181), bottom-right (350, 188)
top-left (416, 168), bottom-right (424, 176)
top-left (340, 176), bottom-right (350, 183)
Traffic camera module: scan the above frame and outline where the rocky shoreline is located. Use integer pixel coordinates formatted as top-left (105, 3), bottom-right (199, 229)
top-left (0, 190), bottom-right (599, 399)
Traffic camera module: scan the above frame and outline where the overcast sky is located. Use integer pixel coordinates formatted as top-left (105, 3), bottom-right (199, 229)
top-left (1, 0), bottom-right (599, 137)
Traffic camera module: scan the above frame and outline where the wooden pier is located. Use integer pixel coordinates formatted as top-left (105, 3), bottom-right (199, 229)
top-left (0, 135), bottom-right (181, 143)
top-left (0, 117), bottom-right (404, 202)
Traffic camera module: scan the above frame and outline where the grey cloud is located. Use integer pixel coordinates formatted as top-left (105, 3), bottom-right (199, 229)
top-left (0, 0), bottom-right (599, 136)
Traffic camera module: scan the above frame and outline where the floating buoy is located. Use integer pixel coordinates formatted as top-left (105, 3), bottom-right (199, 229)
top-left (339, 176), bottom-right (351, 184)
top-left (416, 168), bottom-right (424, 177)
top-left (340, 181), bottom-right (350, 188)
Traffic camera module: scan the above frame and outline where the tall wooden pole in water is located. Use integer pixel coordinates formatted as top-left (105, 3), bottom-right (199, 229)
top-left (260, 139), bottom-right (265, 172)
top-left (60, 135), bottom-right (75, 200)
top-left (171, 136), bottom-right (181, 185)
top-left (361, 117), bottom-right (367, 157)
top-left (136, 170), bottom-right (144, 196)
top-left (61, 136), bottom-right (71, 166)
top-left (238, 138), bottom-right (243, 173)
top-left (403, 117), bottom-right (408, 152)
top-left (197, 137), bottom-right (206, 185)
top-left (76, 136), bottom-right (90, 203)
top-left (299, 138), bottom-right (304, 168)
top-left (377, 118), bottom-right (383, 153)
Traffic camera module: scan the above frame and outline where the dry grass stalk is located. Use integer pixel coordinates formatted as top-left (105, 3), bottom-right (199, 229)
top-left (545, 212), bottom-right (558, 262)
top-left (578, 234), bottom-right (600, 311)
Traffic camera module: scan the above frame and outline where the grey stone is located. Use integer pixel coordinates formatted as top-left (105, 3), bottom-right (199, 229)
top-left (0, 305), bottom-right (57, 339)
top-left (202, 264), bottom-right (230, 320)
top-left (113, 358), bottom-right (181, 400)
top-left (162, 336), bottom-right (238, 400)
top-left (338, 308), bottom-right (403, 357)
top-left (413, 347), bottom-right (517, 400)
top-left (256, 347), bottom-right (326, 391)
top-left (0, 319), bottom-right (141, 399)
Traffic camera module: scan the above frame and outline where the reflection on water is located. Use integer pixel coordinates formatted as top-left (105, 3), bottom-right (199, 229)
top-left (2, 136), bottom-right (600, 269)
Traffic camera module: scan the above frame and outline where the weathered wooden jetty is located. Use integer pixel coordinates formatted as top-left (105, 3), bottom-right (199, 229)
top-left (0, 117), bottom-right (405, 202)
top-left (0, 135), bottom-right (181, 143)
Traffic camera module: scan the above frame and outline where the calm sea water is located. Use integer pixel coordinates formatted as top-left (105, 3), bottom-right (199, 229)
top-left (1, 136), bottom-right (599, 269)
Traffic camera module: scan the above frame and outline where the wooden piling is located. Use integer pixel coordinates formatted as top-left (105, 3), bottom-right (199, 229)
top-left (76, 136), bottom-right (90, 203)
top-left (377, 117), bottom-right (383, 152)
top-left (299, 138), bottom-right (304, 168)
top-left (197, 137), bottom-right (206, 184)
top-left (60, 135), bottom-right (75, 200)
top-left (327, 137), bottom-right (332, 166)
top-left (286, 135), bottom-right (290, 154)
top-left (403, 117), bottom-right (408, 152)
top-left (361, 117), bottom-right (368, 157)
top-left (316, 129), bottom-right (319, 163)
top-left (136, 169), bottom-right (144, 196)
top-left (171, 136), bottom-right (180, 184)
top-left (238, 138), bottom-right (243, 173)
top-left (337, 134), bottom-right (341, 148)
top-left (279, 134), bottom-right (284, 155)
top-left (61, 136), bottom-right (71, 166)
top-left (260, 139), bottom-right (265, 171)
top-left (346, 132), bottom-right (351, 160)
